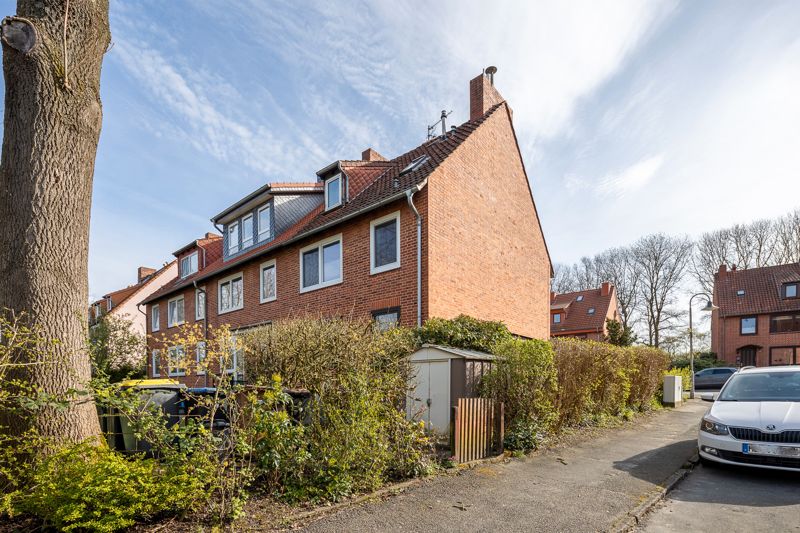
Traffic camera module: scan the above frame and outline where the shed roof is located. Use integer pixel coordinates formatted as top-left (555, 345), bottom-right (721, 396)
top-left (417, 344), bottom-right (495, 361)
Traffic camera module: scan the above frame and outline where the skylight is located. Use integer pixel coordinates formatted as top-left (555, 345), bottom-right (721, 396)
top-left (576, 295), bottom-right (584, 302)
top-left (399, 155), bottom-right (429, 176)
top-left (587, 307), bottom-right (595, 315)
top-left (737, 289), bottom-right (745, 296)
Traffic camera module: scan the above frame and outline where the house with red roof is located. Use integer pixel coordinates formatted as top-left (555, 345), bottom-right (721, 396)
top-left (88, 261), bottom-right (178, 346)
top-left (140, 70), bottom-right (553, 384)
top-left (711, 263), bottom-right (800, 367)
top-left (550, 282), bottom-right (620, 341)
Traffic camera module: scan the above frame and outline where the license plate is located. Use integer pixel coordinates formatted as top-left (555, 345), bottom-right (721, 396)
top-left (742, 443), bottom-right (800, 457)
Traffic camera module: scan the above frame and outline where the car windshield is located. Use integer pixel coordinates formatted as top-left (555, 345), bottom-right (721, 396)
top-left (718, 372), bottom-right (800, 402)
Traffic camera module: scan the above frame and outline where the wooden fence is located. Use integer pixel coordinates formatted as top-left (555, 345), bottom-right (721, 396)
top-left (452, 398), bottom-right (504, 463)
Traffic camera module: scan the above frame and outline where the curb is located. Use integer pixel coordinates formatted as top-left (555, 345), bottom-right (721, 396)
top-left (609, 452), bottom-right (699, 533)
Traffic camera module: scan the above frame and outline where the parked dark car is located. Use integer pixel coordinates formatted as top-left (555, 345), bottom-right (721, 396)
top-left (694, 367), bottom-right (737, 389)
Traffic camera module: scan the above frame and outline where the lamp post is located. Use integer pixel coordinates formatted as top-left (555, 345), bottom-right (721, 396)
top-left (689, 293), bottom-right (718, 399)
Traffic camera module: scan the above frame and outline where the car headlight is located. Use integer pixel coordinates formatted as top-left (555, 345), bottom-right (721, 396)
top-left (700, 417), bottom-right (729, 436)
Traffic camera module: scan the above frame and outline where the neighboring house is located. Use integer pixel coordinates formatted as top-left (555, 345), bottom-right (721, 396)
top-left (140, 70), bottom-right (553, 385)
top-left (550, 282), bottom-right (619, 341)
top-left (711, 263), bottom-right (800, 367)
top-left (89, 261), bottom-right (178, 338)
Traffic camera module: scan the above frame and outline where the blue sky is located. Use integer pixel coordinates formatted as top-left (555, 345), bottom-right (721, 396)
top-left (2, 1), bottom-right (799, 300)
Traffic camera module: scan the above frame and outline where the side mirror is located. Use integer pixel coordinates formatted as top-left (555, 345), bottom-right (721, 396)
top-left (700, 392), bottom-right (716, 402)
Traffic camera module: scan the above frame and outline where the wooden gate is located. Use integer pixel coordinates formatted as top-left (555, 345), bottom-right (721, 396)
top-left (452, 398), bottom-right (504, 463)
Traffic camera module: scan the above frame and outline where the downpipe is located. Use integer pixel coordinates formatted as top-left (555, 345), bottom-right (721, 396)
top-left (406, 187), bottom-right (423, 328)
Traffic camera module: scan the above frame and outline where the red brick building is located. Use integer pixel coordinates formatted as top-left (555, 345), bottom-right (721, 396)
top-left (140, 71), bottom-right (552, 384)
top-left (549, 282), bottom-right (619, 341)
top-left (711, 263), bottom-right (800, 367)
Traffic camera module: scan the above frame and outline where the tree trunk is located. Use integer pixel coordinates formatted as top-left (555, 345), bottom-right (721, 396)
top-left (0, 1), bottom-right (109, 443)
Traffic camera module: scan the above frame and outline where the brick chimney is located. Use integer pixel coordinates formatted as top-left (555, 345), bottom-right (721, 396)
top-left (470, 67), bottom-right (506, 121)
top-left (137, 266), bottom-right (156, 283)
top-left (601, 281), bottom-right (612, 297)
top-left (550, 291), bottom-right (556, 303)
top-left (361, 148), bottom-right (386, 162)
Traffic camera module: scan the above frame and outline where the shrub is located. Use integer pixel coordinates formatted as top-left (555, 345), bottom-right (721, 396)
top-left (627, 346), bottom-right (671, 408)
top-left (664, 366), bottom-right (692, 391)
top-left (242, 317), bottom-right (431, 502)
top-left (416, 315), bottom-right (512, 352)
top-left (15, 443), bottom-right (206, 532)
top-left (481, 338), bottom-right (558, 430)
top-left (503, 419), bottom-right (544, 452)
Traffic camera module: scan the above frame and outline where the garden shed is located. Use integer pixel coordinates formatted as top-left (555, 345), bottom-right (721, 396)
top-left (406, 344), bottom-right (495, 434)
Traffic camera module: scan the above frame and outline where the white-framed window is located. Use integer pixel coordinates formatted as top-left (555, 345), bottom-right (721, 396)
top-left (260, 259), bottom-right (277, 303)
top-left (151, 305), bottom-right (160, 332)
top-left (196, 341), bottom-right (206, 376)
top-left (105, 297), bottom-right (113, 311)
top-left (553, 313), bottom-right (561, 324)
top-left (195, 288), bottom-right (205, 320)
top-left (242, 214), bottom-right (254, 248)
top-left (370, 211), bottom-right (401, 274)
top-left (168, 345), bottom-right (186, 377)
top-left (299, 234), bottom-right (342, 293)
top-left (228, 222), bottom-right (240, 255)
top-left (167, 295), bottom-right (185, 328)
top-left (180, 251), bottom-right (199, 278)
top-left (258, 204), bottom-right (272, 241)
top-left (218, 272), bottom-right (244, 314)
top-left (373, 307), bottom-right (400, 332)
top-left (151, 349), bottom-right (160, 377)
top-left (222, 336), bottom-right (241, 376)
top-left (325, 174), bottom-right (343, 210)
top-left (93, 303), bottom-right (102, 320)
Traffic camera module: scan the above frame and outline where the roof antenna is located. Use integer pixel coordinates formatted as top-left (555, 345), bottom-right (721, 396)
top-left (484, 65), bottom-right (497, 85)
top-left (427, 109), bottom-right (453, 140)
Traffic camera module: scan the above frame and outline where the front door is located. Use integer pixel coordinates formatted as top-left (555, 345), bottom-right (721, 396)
top-left (739, 347), bottom-right (757, 366)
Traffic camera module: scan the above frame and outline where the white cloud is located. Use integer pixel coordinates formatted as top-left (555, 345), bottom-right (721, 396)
top-left (597, 155), bottom-right (663, 198)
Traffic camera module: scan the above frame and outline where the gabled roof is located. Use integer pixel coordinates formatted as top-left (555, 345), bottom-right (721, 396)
top-left (141, 104), bottom-right (505, 305)
top-left (550, 286), bottom-right (615, 334)
top-left (91, 261), bottom-right (176, 310)
top-left (714, 263), bottom-right (800, 317)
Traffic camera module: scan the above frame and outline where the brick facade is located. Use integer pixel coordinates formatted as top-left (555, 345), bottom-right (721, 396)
top-left (143, 72), bottom-right (552, 384)
top-left (711, 263), bottom-right (800, 367)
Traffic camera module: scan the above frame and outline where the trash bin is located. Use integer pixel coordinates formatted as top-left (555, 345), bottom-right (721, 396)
top-left (114, 379), bottom-right (186, 454)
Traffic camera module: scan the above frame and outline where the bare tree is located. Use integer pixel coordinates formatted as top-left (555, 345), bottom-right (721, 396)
top-left (574, 256), bottom-right (601, 291)
top-left (0, 1), bottom-right (110, 443)
top-left (551, 263), bottom-right (579, 293)
top-left (775, 209), bottom-right (800, 264)
top-left (594, 247), bottom-right (640, 330)
top-left (632, 234), bottom-right (693, 347)
top-left (691, 228), bottom-right (731, 294)
top-left (748, 218), bottom-right (776, 267)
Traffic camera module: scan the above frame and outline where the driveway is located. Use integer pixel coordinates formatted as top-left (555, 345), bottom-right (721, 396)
top-left (638, 462), bottom-right (800, 532)
top-left (299, 401), bottom-right (708, 532)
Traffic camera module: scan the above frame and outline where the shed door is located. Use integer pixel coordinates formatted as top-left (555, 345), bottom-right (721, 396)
top-left (407, 361), bottom-right (451, 434)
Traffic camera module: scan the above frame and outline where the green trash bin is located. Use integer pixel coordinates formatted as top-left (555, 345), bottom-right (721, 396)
top-left (116, 379), bottom-right (186, 454)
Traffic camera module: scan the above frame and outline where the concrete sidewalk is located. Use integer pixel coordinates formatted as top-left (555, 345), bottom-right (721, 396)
top-left (299, 401), bottom-right (708, 533)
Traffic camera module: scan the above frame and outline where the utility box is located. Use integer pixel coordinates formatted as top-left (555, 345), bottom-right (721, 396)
top-left (663, 375), bottom-right (683, 407)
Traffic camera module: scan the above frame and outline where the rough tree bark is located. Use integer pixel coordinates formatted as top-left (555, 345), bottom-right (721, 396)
top-left (0, 1), bottom-right (110, 443)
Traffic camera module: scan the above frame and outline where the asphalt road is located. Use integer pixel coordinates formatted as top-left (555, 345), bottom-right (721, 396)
top-left (640, 462), bottom-right (800, 532)
top-left (300, 401), bottom-right (708, 533)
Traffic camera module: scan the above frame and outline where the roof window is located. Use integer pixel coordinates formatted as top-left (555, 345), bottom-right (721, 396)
top-left (736, 289), bottom-right (745, 296)
top-left (587, 307), bottom-right (595, 315)
top-left (576, 295), bottom-right (584, 302)
top-left (399, 155), bottom-right (429, 176)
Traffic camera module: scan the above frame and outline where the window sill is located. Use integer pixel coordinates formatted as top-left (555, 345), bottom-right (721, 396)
top-left (370, 262), bottom-right (401, 276)
top-left (168, 372), bottom-right (186, 377)
top-left (300, 278), bottom-right (343, 294)
top-left (167, 321), bottom-right (185, 329)
top-left (260, 295), bottom-right (277, 304)
top-left (769, 331), bottom-right (800, 335)
top-left (218, 306), bottom-right (244, 316)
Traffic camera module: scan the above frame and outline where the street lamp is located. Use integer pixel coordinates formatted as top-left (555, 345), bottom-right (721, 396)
top-left (689, 293), bottom-right (718, 399)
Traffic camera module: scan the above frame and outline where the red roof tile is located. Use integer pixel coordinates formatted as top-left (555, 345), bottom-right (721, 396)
top-left (714, 263), bottom-right (800, 317)
top-left (141, 104), bottom-right (505, 305)
top-left (550, 287), bottom-right (615, 334)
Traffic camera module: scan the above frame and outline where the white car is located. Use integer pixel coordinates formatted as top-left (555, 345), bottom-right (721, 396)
top-left (698, 366), bottom-right (800, 471)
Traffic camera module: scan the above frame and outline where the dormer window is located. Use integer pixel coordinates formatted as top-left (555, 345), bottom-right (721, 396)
top-left (105, 297), bottom-right (113, 311)
top-left (258, 204), bottom-right (272, 242)
top-left (180, 251), bottom-right (198, 278)
top-left (553, 313), bottom-right (561, 324)
top-left (228, 222), bottom-right (239, 255)
top-left (784, 283), bottom-right (798, 299)
top-left (325, 173), bottom-right (343, 210)
top-left (576, 295), bottom-right (584, 302)
top-left (242, 214), bottom-right (254, 248)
